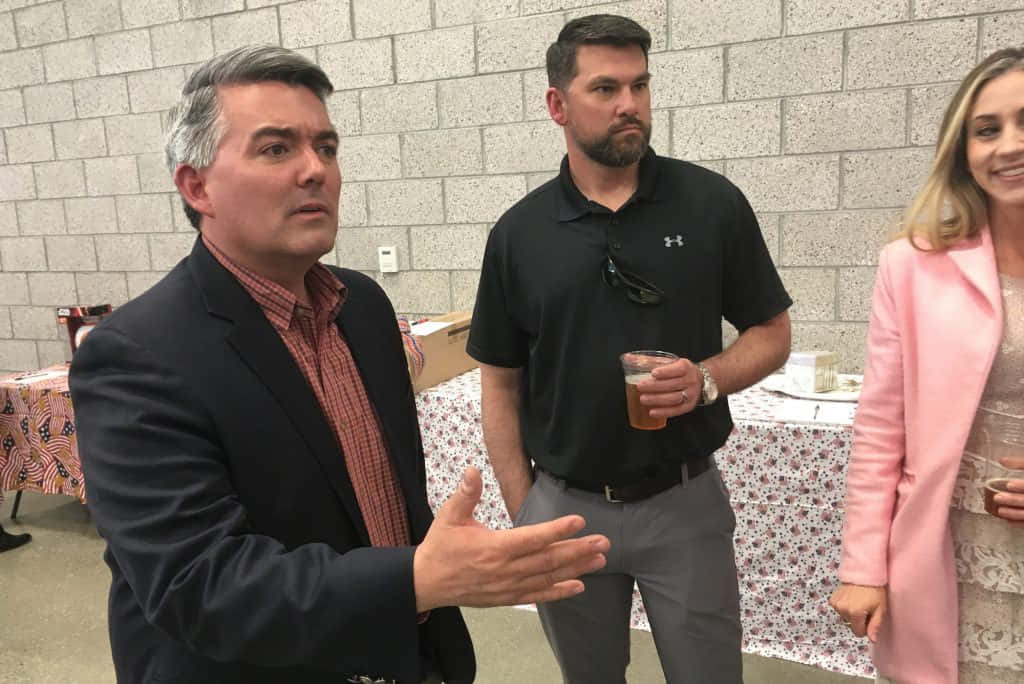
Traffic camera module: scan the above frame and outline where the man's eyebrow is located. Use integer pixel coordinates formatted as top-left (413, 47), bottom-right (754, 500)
top-left (249, 126), bottom-right (339, 144)
top-left (314, 129), bottom-right (339, 144)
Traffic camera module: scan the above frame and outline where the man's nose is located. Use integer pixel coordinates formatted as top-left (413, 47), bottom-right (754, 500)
top-left (298, 146), bottom-right (327, 185)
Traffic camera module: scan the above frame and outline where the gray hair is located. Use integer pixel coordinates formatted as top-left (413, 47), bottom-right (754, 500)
top-left (164, 45), bottom-right (334, 229)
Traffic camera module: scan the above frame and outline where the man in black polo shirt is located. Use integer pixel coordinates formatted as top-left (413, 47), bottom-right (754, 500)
top-left (467, 14), bottom-right (792, 683)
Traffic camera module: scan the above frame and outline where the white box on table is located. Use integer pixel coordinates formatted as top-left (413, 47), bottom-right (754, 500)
top-left (785, 351), bottom-right (838, 393)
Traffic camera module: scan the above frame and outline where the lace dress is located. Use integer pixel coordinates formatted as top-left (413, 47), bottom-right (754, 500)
top-left (951, 272), bottom-right (1024, 683)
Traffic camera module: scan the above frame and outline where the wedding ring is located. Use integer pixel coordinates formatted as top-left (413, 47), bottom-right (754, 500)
top-left (680, 390), bottom-right (689, 404)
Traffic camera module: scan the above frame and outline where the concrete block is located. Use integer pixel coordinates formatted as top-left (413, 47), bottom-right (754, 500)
top-left (85, 156), bottom-right (139, 196)
top-left (791, 322), bottom-right (868, 373)
top-left (65, 0), bottom-right (122, 38)
top-left (847, 20), bottom-right (975, 90)
top-left (64, 196), bottom-right (118, 234)
top-left (0, 339), bottom-right (39, 372)
top-left (366, 179), bottom-right (443, 226)
top-left (41, 38), bottom-right (97, 82)
top-left (445, 174), bottom-right (527, 223)
top-left (16, 199), bottom-right (64, 234)
top-left (439, 72), bottom-right (523, 128)
top-left (566, 0), bottom-right (668, 52)
top-left (0, 236), bottom-right (46, 270)
top-left (353, 0), bottom-right (430, 38)
top-left (478, 14), bottom-right (567, 74)
top-left (780, 209), bottom-right (899, 266)
top-left (0, 164), bottom-right (36, 201)
top-left (212, 8), bottom-right (279, 53)
top-left (0, 273), bottom-right (29, 304)
top-left (757, 213), bottom-right (780, 264)
top-left (281, 0), bottom-right (351, 48)
top-left (909, 83), bottom-right (959, 146)
top-left (982, 12), bottom-right (1024, 58)
top-left (23, 83), bottom-right (75, 124)
top-left (326, 90), bottom-right (360, 136)
top-left (436, 0), bottom-right (517, 27)
top-left (127, 66), bottom-right (185, 113)
top-left (395, 26), bottom-right (475, 83)
top-left (76, 271), bottom-right (129, 306)
top-left (411, 225), bottom-right (489, 269)
top-left (28, 272), bottom-right (77, 305)
top-left (650, 110), bottom-right (669, 155)
top-left (96, 29), bottom-right (153, 75)
top-left (117, 193), bottom-right (173, 233)
top-left (0, 89), bottom-right (25, 127)
top-left (672, 100), bottom-right (779, 160)
top-left (0, 47), bottom-right (44, 88)
top-left (10, 305), bottom-right (61, 339)
top-left (95, 234), bottom-right (150, 270)
top-left (483, 120), bottom-right (564, 174)
top-left (338, 134), bottom-right (401, 182)
top-left (339, 182), bottom-right (368, 227)
top-left (361, 82), bottom-right (436, 134)
top-left (319, 38), bottom-right (393, 91)
top-left (36, 339), bottom-right (70, 366)
top-left (0, 202), bottom-right (15, 235)
top-left (669, 0), bottom-right (779, 49)
top-left (521, 0), bottom-right (600, 10)
top-left (450, 269), bottom-right (480, 312)
top-left (785, 90), bottom-right (906, 154)
top-left (918, 0), bottom-right (1024, 20)
top-left (842, 147), bottom-right (934, 209)
top-left (0, 308), bottom-right (9, 338)
top-left (52, 119), bottom-right (106, 160)
top-left (148, 233), bottom-right (194, 270)
top-left (785, 0), bottom-right (905, 34)
top-left (728, 34), bottom-right (842, 100)
top-left (838, 266), bottom-right (876, 321)
top-left (649, 48), bottom-right (723, 109)
top-left (5, 123), bottom-right (53, 163)
top-left (127, 271), bottom-right (163, 298)
top-left (0, 10), bottom-right (14, 50)
top-left (318, 247), bottom-right (338, 267)
top-left (726, 155), bottom-right (838, 213)
top-left (522, 68), bottom-right (551, 122)
top-left (121, 0), bottom-right (180, 29)
top-left (151, 19), bottom-right (213, 67)
top-left (335, 226), bottom-right (410, 271)
top-left (779, 268), bottom-right (835, 321)
top-left (13, 2), bottom-right (66, 47)
top-left (73, 75), bottom-right (130, 118)
top-left (104, 113), bottom-right (162, 155)
top-left (181, 0), bottom-right (243, 18)
top-left (402, 128), bottom-right (482, 178)
top-left (137, 153), bottom-right (175, 193)
top-left (377, 270), bottom-right (449, 314)
top-left (34, 159), bottom-right (86, 198)
top-left (45, 235), bottom-right (96, 270)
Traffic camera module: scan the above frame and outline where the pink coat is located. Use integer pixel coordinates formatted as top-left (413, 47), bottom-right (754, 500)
top-left (839, 228), bottom-right (1004, 683)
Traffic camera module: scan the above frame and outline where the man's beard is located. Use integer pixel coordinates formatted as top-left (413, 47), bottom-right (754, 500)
top-left (571, 116), bottom-right (651, 167)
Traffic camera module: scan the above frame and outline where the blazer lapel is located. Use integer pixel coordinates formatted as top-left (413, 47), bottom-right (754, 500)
top-left (947, 227), bottom-right (1001, 316)
top-left (187, 238), bottom-right (371, 545)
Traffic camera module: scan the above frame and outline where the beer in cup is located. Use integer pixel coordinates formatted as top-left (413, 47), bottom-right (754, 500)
top-left (980, 411), bottom-right (1024, 518)
top-left (620, 350), bottom-right (679, 431)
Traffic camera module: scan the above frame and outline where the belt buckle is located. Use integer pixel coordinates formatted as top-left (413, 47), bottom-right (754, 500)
top-left (604, 485), bottom-right (623, 503)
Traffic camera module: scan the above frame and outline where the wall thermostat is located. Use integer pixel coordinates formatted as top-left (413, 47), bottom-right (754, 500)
top-left (377, 245), bottom-right (399, 273)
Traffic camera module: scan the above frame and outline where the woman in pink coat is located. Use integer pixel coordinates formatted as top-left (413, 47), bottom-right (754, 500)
top-left (830, 47), bottom-right (1024, 683)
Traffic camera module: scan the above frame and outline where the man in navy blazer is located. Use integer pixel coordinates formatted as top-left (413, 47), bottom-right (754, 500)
top-left (70, 46), bottom-right (608, 684)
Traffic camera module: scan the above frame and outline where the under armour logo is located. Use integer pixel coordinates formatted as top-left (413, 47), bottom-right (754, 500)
top-left (664, 235), bottom-right (684, 247)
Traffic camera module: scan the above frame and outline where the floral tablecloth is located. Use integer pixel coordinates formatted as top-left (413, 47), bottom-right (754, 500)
top-left (416, 368), bottom-right (874, 678)
top-left (0, 365), bottom-right (85, 506)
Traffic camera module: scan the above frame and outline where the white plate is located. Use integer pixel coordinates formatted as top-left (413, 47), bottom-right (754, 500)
top-left (759, 373), bottom-right (863, 402)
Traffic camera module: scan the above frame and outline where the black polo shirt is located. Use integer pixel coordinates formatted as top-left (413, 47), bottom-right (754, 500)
top-left (468, 148), bottom-right (791, 485)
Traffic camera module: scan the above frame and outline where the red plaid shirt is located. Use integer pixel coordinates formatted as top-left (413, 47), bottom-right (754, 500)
top-left (204, 236), bottom-right (411, 549)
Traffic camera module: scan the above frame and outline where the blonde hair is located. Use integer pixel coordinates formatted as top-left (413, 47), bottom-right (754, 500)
top-left (900, 46), bottom-right (1024, 250)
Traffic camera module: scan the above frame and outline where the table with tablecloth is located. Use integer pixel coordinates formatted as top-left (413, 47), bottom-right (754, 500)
top-left (415, 368), bottom-right (874, 679)
top-left (0, 365), bottom-right (85, 509)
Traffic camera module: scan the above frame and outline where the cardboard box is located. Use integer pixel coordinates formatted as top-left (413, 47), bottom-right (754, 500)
top-left (785, 351), bottom-right (839, 393)
top-left (410, 311), bottom-right (477, 392)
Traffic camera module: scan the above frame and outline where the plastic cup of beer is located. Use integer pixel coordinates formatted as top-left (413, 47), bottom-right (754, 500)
top-left (620, 350), bottom-right (679, 431)
top-left (980, 415), bottom-right (1024, 518)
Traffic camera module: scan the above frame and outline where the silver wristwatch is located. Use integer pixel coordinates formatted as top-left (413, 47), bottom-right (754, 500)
top-left (696, 362), bottom-right (719, 406)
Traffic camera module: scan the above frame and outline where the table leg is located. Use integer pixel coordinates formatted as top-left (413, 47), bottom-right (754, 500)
top-left (11, 490), bottom-right (23, 520)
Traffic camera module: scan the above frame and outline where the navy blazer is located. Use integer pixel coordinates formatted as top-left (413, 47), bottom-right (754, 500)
top-left (70, 238), bottom-right (475, 683)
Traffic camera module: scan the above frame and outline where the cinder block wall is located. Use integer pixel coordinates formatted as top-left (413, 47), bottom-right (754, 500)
top-left (0, 0), bottom-right (1021, 373)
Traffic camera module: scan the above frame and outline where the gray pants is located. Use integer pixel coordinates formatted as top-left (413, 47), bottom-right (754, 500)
top-left (515, 464), bottom-right (742, 684)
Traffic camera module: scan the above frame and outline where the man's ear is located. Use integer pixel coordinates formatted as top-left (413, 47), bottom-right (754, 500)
top-left (546, 86), bottom-right (568, 126)
top-left (173, 164), bottom-right (214, 221)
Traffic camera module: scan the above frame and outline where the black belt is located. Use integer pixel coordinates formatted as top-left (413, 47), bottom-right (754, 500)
top-left (539, 457), bottom-right (712, 503)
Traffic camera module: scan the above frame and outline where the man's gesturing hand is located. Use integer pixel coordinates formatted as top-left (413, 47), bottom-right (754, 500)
top-left (413, 467), bottom-right (610, 613)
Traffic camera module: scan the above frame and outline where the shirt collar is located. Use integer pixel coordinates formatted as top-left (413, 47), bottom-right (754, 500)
top-left (202, 235), bottom-right (345, 332)
top-left (557, 146), bottom-right (660, 222)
